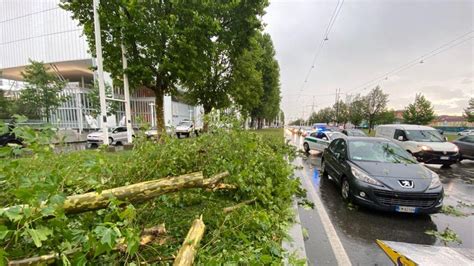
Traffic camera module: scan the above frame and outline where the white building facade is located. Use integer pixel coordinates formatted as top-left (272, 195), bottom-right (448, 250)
top-left (0, 0), bottom-right (202, 130)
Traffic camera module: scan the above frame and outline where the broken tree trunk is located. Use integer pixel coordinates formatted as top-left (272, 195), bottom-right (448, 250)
top-left (223, 198), bottom-right (256, 213)
top-left (2, 171), bottom-right (229, 215)
top-left (63, 171), bottom-right (229, 214)
top-left (64, 172), bottom-right (205, 213)
top-left (173, 216), bottom-right (206, 266)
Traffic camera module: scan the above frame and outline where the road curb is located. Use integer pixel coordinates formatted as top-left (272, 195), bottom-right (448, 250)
top-left (282, 198), bottom-right (308, 265)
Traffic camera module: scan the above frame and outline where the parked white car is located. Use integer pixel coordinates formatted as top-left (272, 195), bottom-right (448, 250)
top-left (303, 131), bottom-right (346, 153)
top-left (175, 120), bottom-right (199, 138)
top-left (87, 126), bottom-right (134, 145)
top-left (375, 124), bottom-right (459, 166)
top-left (458, 129), bottom-right (474, 136)
top-left (145, 126), bottom-right (174, 138)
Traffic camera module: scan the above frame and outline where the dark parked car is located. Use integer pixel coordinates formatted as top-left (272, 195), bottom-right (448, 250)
top-left (321, 137), bottom-right (443, 214)
top-left (342, 129), bottom-right (367, 137)
top-left (453, 135), bottom-right (474, 161)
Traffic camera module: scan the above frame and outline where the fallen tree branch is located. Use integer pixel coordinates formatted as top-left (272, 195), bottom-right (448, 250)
top-left (173, 216), bottom-right (206, 266)
top-left (3, 171), bottom-right (230, 215)
top-left (223, 198), bottom-right (256, 213)
top-left (205, 183), bottom-right (237, 192)
top-left (8, 225), bottom-right (168, 266)
top-left (8, 249), bottom-right (80, 266)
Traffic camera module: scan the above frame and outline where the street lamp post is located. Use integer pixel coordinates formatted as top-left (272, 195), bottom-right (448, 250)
top-left (92, 0), bottom-right (109, 144)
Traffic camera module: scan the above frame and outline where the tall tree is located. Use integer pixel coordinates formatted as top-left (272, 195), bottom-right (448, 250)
top-left (333, 100), bottom-right (348, 126)
top-left (464, 98), bottom-right (474, 122)
top-left (403, 93), bottom-right (435, 125)
top-left (183, 3), bottom-right (267, 131)
top-left (250, 33), bottom-right (281, 129)
top-left (63, 1), bottom-right (267, 132)
top-left (348, 94), bottom-right (365, 127)
top-left (20, 60), bottom-right (68, 122)
top-left (376, 109), bottom-right (396, 125)
top-left (0, 90), bottom-right (11, 119)
top-left (308, 107), bottom-right (334, 124)
top-left (364, 86), bottom-right (388, 132)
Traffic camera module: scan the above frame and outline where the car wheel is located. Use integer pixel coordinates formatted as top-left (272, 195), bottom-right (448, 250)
top-left (303, 142), bottom-right (310, 153)
top-left (341, 177), bottom-right (351, 202)
top-left (108, 137), bottom-right (113, 145)
top-left (176, 133), bottom-right (181, 139)
top-left (320, 160), bottom-right (328, 178)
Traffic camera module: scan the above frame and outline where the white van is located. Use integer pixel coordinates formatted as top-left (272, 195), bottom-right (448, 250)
top-left (375, 124), bottom-right (459, 166)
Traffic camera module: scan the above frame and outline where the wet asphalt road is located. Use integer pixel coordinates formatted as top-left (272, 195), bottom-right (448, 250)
top-left (286, 130), bottom-right (474, 265)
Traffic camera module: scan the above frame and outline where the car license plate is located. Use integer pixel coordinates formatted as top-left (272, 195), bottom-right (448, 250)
top-left (440, 156), bottom-right (449, 160)
top-left (396, 206), bottom-right (417, 213)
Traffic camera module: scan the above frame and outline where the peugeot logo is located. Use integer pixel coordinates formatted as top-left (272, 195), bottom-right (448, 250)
top-left (398, 180), bottom-right (414, 188)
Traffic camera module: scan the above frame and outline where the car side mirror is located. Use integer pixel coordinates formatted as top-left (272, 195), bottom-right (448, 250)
top-left (397, 136), bottom-right (404, 141)
top-left (322, 137), bottom-right (328, 141)
top-left (444, 136), bottom-right (448, 142)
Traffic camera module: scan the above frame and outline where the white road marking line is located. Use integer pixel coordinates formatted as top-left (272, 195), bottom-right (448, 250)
top-left (301, 168), bottom-right (352, 266)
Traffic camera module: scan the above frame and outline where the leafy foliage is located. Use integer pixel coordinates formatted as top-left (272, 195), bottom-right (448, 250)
top-left (440, 205), bottom-right (467, 217)
top-left (425, 227), bottom-right (462, 245)
top-left (364, 86), bottom-right (388, 131)
top-left (0, 90), bottom-right (12, 120)
top-left (403, 93), bottom-right (436, 125)
top-left (376, 109), bottom-right (397, 125)
top-left (250, 33), bottom-right (282, 129)
top-left (308, 107), bottom-right (334, 124)
top-left (87, 82), bottom-right (120, 117)
top-left (348, 94), bottom-right (365, 127)
top-left (62, 1), bottom-right (268, 132)
top-left (0, 115), bottom-right (301, 264)
top-left (333, 100), bottom-right (348, 125)
top-left (19, 60), bottom-right (68, 122)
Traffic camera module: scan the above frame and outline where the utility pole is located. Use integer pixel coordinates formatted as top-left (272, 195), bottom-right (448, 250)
top-left (120, 6), bottom-right (133, 144)
top-left (334, 88), bottom-right (340, 126)
top-left (121, 43), bottom-right (133, 144)
top-left (93, 0), bottom-right (109, 144)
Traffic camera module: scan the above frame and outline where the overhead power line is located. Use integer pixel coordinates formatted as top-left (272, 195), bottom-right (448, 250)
top-left (295, 0), bottom-right (345, 116)
top-left (0, 29), bottom-right (82, 46)
top-left (0, 7), bottom-right (60, 24)
top-left (346, 29), bottom-right (474, 94)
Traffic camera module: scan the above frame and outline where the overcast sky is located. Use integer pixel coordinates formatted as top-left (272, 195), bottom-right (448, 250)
top-left (263, 0), bottom-right (473, 120)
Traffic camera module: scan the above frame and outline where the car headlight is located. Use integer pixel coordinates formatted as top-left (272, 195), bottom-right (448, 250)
top-left (428, 170), bottom-right (441, 189)
top-left (420, 145), bottom-right (432, 151)
top-left (453, 146), bottom-right (459, 152)
top-left (351, 167), bottom-right (383, 186)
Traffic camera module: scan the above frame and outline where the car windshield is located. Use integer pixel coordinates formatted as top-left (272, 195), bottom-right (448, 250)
top-left (405, 130), bottom-right (444, 142)
top-left (349, 140), bottom-right (417, 164)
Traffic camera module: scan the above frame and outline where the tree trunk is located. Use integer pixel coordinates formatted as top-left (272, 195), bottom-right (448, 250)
top-left (154, 87), bottom-right (165, 134)
top-left (173, 216), bottom-right (206, 266)
top-left (202, 105), bottom-right (212, 133)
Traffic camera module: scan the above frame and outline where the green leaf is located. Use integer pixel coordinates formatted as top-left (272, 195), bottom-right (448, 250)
top-left (94, 226), bottom-right (116, 248)
top-left (0, 226), bottom-right (10, 241)
top-left (4, 206), bottom-right (23, 222)
top-left (27, 227), bottom-right (52, 248)
top-left (260, 254), bottom-right (273, 263)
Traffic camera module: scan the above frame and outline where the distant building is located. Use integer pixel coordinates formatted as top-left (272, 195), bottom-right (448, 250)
top-left (431, 115), bottom-right (473, 127)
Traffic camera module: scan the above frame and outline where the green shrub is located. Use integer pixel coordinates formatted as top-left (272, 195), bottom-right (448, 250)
top-left (0, 117), bottom-right (301, 264)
